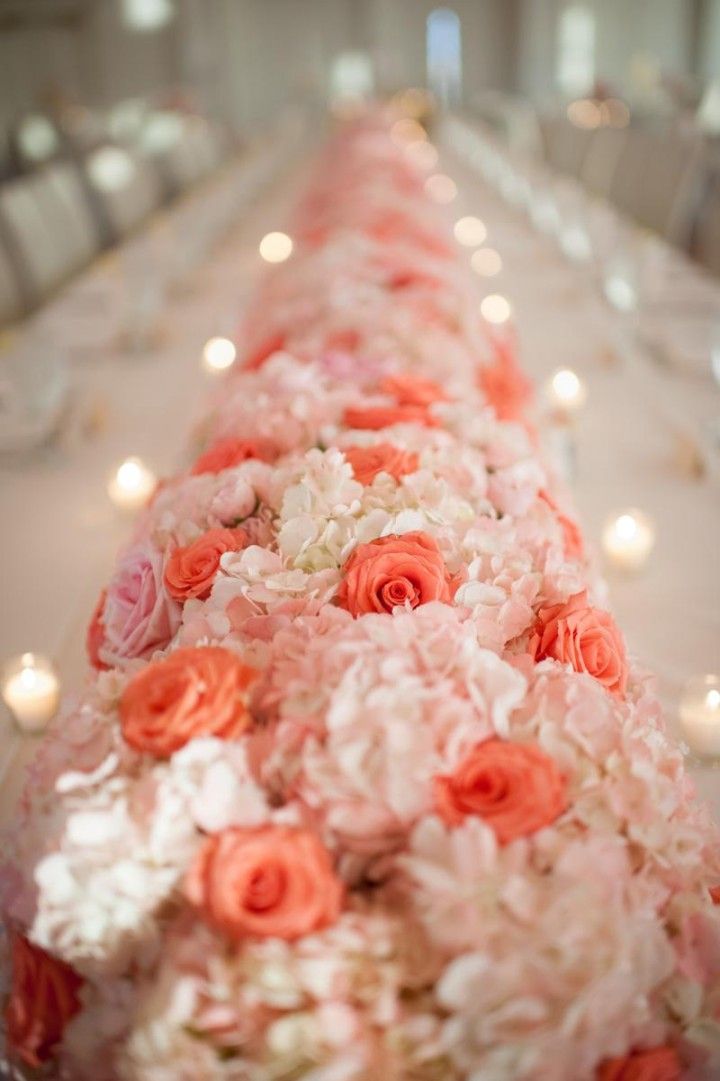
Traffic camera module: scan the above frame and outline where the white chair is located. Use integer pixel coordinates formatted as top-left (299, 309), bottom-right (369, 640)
top-left (610, 128), bottom-right (706, 244)
top-left (540, 117), bottom-right (593, 177)
top-left (84, 144), bottom-right (164, 237)
top-left (579, 127), bottom-right (628, 199)
top-left (0, 241), bottom-right (23, 326)
top-left (160, 120), bottom-right (228, 190)
top-left (693, 174), bottom-right (720, 277)
top-left (0, 162), bottom-right (99, 303)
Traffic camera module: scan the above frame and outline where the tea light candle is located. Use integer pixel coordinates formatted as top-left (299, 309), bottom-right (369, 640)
top-left (678, 675), bottom-right (720, 758)
top-left (424, 174), bottom-right (458, 204)
top-left (108, 457), bottom-right (157, 512)
top-left (480, 293), bottom-right (512, 326)
top-left (546, 368), bottom-right (587, 417)
top-left (202, 336), bottom-right (236, 373)
top-left (259, 232), bottom-right (293, 263)
top-left (454, 215), bottom-right (487, 247)
top-left (560, 223), bottom-right (592, 263)
top-left (601, 509), bottom-right (656, 571)
top-left (405, 140), bottom-right (438, 170)
top-left (471, 247), bottom-right (502, 277)
top-left (2, 653), bottom-right (60, 732)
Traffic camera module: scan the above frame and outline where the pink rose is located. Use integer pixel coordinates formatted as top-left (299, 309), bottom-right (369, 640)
top-left (96, 543), bottom-right (181, 667)
top-left (528, 590), bottom-right (628, 698)
top-left (86, 590), bottom-right (109, 670)
top-left (210, 475), bottom-right (259, 525)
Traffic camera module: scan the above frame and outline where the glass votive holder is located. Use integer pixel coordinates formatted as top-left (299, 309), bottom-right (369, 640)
top-left (2, 653), bottom-right (60, 733)
top-left (601, 508), bottom-right (656, 572)
top-left (678, 675), bottom-right (720, 760)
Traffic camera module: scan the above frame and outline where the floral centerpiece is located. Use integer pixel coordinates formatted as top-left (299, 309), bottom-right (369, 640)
top-left (2, 116), bottom-right (719, 1081)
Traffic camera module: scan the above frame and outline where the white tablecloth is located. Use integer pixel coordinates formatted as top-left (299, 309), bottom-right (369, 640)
top-left (0, 121), bottom-right (718, 826)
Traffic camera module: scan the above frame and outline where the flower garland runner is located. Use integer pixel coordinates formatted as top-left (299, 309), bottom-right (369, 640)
top-left (3, 116), bottom-right (720, 1081)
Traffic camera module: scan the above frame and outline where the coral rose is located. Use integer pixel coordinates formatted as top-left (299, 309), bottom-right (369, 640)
top-left (388, 267), bottom-right (442, 292)
top-left (529, 590), bottom-right (628, 697)
top-left (539, 489), bottom-right (585, 562)
top-left (379, 372), bottom-right (448, 407)
top-left (337, 531), bottom-right (456, 616)
top-left (343, 404), bottom-right (440, 430)
top-left (164, 527), bottom-right (248, 601)
top-left (597, 1047), bottom-right (681, 1081)
top-left (434, 738), bottom-right (566, 843)
top-left (244, 330), bottom-right (286, 371)
top-left (186, 826), bottom-right (343, 941)
top-left (5, 933), bottom-right (83, 1068)
top-left (476, 333), bottom-right (533, 423)
top-left (191, 437), bottom-right (274, 476)
top-left (344, 443), bottom-right (419, 486)
top-left (120, 646), bottom-right (257, 757)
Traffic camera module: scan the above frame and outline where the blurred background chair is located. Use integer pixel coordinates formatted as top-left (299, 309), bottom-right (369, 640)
top-left (610, 127), bottom-right (706, 244)
top-left (84, 144), bottom-right (164, 238)
top-left (692, 167), bottom-right (720, 277)
top-left (579, 126), bottom-right (628, 199)
top-left (0, 161), bottom-right (99, 307)
top-left (0, 237), bottom-right (23, 325)
top-left (539, 116), bottom-right (594, 178)
top-left (136, 112), bottom-right (230, 195)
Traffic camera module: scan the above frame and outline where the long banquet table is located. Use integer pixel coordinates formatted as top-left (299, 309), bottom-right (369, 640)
top-left (0, 113), bottom-right (719, 825)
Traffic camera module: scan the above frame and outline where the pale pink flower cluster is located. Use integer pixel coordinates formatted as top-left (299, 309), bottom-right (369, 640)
top-left (3, 113), bottom-right (720, 1081)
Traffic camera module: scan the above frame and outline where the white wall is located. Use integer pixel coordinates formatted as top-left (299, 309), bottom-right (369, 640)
top-left (698, 0), bottom-right (720, 79)
top-left (515, 0), bottom-right (697, 104)
top-left (369, 0), bottom-right (516, 99)
top-left (0, 0), bottom-right (178, 141)
top-left (214, 0), bottom-right (517, 129)
top-left (216, 0), bottom-right (358, 130)
top-left (0, 0), bottom-right (713, 146)
top-left (0, 19), bottom-right (86, 136)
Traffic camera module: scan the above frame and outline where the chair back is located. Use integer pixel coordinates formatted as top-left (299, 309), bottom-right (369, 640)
top-left (580, 126), bottom-right (628, 198)
top-left (611, 127), bottom-right (706, 244)
top-left (85, 145), bottom-right (164, 237)
top-left (0, 161), bottom-right (99, 304)
top-left (540, 117), bottom-right (593, 177)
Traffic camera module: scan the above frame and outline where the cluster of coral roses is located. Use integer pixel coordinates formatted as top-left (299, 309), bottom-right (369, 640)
top-left (3, 117), bottom-right (720, 1081)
